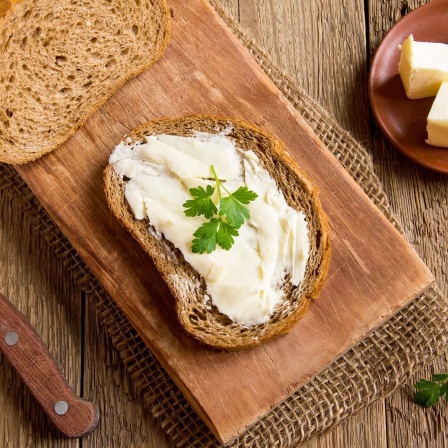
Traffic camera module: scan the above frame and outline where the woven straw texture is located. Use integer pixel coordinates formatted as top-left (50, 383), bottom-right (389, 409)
top-left (0, 2), bottom-right (447, 447)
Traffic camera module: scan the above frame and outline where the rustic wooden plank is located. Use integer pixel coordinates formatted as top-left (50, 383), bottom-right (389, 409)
top-left (0, 193), bottom-right (81, 447)
top-left (240, 0), bottom-right (371, 143)
top-left (368, 1), bottom-right (448, 447)
top-left (15, 0), bottom-right (433, 443)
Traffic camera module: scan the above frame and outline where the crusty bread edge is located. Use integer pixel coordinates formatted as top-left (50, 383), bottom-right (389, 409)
top-left (103, 115), bottom-right (332, 350)
top-left (1, 0), bottom-right (171, 165)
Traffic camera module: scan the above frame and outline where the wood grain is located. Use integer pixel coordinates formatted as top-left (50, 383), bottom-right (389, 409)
top-left (1, 0), bottom-right (447, 447)
top-left (14, 0), bottom-right (434, 443)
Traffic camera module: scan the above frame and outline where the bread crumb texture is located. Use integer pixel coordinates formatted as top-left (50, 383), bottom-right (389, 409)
top-left (104, 116), bottom-right (332, 350)
top-left (0, 0), bottom-right (170, 164)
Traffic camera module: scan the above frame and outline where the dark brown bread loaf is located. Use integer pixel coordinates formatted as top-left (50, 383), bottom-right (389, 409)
top-left (0, 0), bottom-right (170, 164)
top-left (104, 116), bottom-right (332, 350)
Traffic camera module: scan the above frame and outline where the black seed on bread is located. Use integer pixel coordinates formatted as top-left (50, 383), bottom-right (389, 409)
top-left (104, 116), bottom-right (332, 350)
top-left (0, 0), bottom-right (170, 164)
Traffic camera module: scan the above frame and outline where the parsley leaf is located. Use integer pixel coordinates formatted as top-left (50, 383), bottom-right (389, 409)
top-left (441, 383), bottom-right (448, 400)
top-left (216, 220), bottom-right (239, 250)
top-left (415, 379), bottom-right (437, 390)
top-left (219, 195), bottom-right (251, 228)
top-left (231, 186), bottom-right (259, 204)
top-left (219, 187), bottom-right (258, 228)
top-left (183, 185), bottom-right (217, 219)
top-left (414, 374), bottom-right (448, 407)
top-left (191, 219), bottom-right (220, 254)
top-left (432, 374), bottom-right (448, 382)
top-left (184, 165), bottom-right (258, 254)
top-left (414, 388), bottom-right (440, 408)
top-left (192, 218), bottom-right (239, 254)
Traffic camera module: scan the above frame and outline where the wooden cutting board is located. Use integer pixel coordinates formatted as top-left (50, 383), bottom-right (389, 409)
top-left (16, 0), bottom-right (433, 443)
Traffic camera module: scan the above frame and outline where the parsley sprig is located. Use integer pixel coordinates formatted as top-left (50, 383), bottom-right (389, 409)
top-left (414, 374), bottom-right (448, 407)
top-left (183, 165), bottom-right (258, 254)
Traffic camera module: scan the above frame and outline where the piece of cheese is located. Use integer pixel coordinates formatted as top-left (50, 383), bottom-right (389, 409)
top-left (426, 82), bottom-right (448, 148)
top-left (398, 34), bottom-right (448, 99)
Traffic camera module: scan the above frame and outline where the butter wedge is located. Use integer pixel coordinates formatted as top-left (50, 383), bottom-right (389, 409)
top-left (426, 82), bottom-right (448, 148)
top-left (399, 34), bottom-right (448, 99)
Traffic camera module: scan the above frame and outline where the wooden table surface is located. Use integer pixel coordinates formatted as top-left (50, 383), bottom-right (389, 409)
top-left (0, 0), bottom-right (447, 447)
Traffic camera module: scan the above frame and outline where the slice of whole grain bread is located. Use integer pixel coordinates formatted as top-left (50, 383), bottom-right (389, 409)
top-left (104, 116), bottom-right (331, 350)
top-left (0, 0), bottom-right (170, 164)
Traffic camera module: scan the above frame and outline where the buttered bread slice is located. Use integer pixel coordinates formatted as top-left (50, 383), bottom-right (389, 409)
top-left (0, 0), bottom-right (170, 164)
top-left (104, 116), bottom-right (331, 350)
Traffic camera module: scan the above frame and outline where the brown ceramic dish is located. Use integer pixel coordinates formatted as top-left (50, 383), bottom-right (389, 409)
top-left (369, 0), bottom-right (448, 174)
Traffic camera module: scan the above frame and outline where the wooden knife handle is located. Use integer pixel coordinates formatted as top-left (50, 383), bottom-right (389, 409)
top-left (0, 292), bottom-right (99, 437)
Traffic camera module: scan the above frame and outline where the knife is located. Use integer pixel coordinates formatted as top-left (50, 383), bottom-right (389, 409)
top-left (0, 291), bottom-right (99, 437)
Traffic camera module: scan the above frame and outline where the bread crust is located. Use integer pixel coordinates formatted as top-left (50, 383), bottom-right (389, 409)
top-left (104, 116), bottom-right (331, 350)
top-left (0, 0), bottom-right (170, 164)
